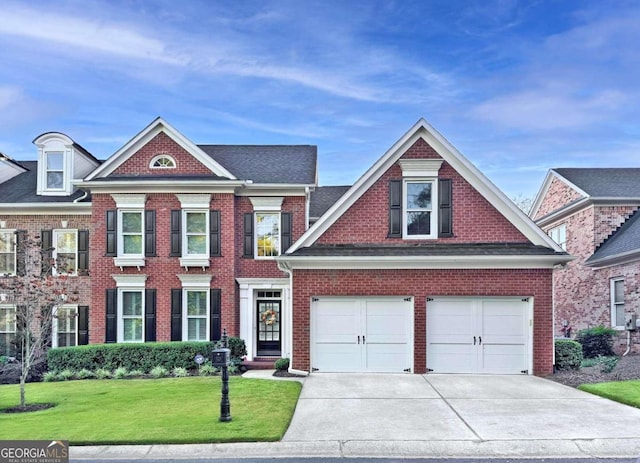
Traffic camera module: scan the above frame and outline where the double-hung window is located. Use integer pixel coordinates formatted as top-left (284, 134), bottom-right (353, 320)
top-left (611, 278), bottom-right (625, 329)
top-left (45, 151), bottom-right (65, 190)
top-left (120, 211), bottom-right (144, 256)
top-left (175, 194), bottom-right (212, 268)
top-left (256, 212), bottom-right (281, 257)
top-left (549, 224), bottom-right (567, 250)
top-left (109, 194), bottom-right (148, 268)
top-left (0, 230), bottom-right (16, 275)
top-left (185, 290), bottom-right (209, 341)
top-left (53, 230), bottom-right (77, 275)
top-left (404, 180), bottom-right (436, 238)
top-left (120, 290), bottom-right (144, 342)
top-left (53, 305), bottom-right (77, 348)
top-left (0, 305), bottom-right (16, 356)
top-left (184, 211), bottom-right (208, 256)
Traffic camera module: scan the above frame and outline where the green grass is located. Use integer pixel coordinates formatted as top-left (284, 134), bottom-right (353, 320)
top-left (579, 380), bottom-right (640, 408)
top-left (0, 377), bottom-right (301, 445)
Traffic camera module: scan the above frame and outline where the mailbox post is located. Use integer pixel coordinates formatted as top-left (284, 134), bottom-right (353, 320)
top-left (212, 346), bottom-right (231, 422)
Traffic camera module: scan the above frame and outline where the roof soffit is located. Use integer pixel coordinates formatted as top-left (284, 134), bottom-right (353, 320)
top-left (288, 118), bottom-right (563, 253)
top-left (84, 118), bottom-right (236, 181)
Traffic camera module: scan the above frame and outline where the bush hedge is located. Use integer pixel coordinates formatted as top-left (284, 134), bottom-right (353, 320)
top-left (47, 338), bottom-right (246, 373)
top-left (554, 339), bottom-right (583, 370)
top-left (575, 326), bottom-right (616, 358)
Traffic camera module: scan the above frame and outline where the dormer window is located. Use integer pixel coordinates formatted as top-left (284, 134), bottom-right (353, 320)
top-left (46, 152), bottom-right (65, 189)
top-left (34, 133), bottom-right (73, 196)
top-left (150, 155), bottom-right (176, 169)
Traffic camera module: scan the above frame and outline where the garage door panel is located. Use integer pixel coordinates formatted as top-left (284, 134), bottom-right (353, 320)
top-left (365, 300), bottom-right (410, 344)
top-left (365, 343), bottom-right (410, 372)
top-left (427, 343), bottom-right (476, 373)
top-left (481, 344), bottom-right (527, 374)
top-left (313, 344), bottom-right (362, 372)
top-left (427, 300), bottom-right (474, 344)
top-left (314, 299), bottom-right (359, 344)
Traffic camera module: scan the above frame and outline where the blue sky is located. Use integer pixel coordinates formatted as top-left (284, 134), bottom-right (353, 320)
top-left (1, 0), bottom-right (639, 200)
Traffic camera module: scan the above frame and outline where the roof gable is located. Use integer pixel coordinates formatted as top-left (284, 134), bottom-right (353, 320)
top-left (289, 118), bottom-right (562, 253)
top-left (85, 117), bottom-right (236, 181)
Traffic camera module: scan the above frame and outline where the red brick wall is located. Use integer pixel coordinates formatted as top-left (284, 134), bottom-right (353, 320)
top-left (112, 132), bottom-right (213, 177)
top-left (317, 139), bottom-right (528, 244)
top-left (291, 268), bottom-right (554, 375)
top-left (534, 177), bottom-right (584, 219)
top-left (90, 193), bottom-right (239, 343)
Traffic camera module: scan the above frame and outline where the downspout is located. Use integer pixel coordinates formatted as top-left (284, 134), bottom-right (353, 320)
top-left (623, 330), bottom-right (631, 357)
top-left (277, 259), bottom-right (309, 376)
top-left (73, 190), bottom-right (89, 203)
top-left (304, 187), bottom-right (311, 230)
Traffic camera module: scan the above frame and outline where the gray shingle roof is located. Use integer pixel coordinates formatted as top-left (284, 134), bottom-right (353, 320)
top-left (199, 145), bottom-right (317, 184)
top-left (309, 186), bottom-right (350, 219)
top-left (0, 161), bottom-right (89, 203)
top-left (586, 209), bottom-right (640, 265)
top-left (288, 243), bottom-right (564, 257)
top-left (555, 168), bottom-right (640, 198)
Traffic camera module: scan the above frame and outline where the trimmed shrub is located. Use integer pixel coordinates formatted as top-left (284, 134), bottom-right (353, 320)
top-left (95, 368), bottom-right (112, 380)
top-left (127, 369), bottom-right (145, 378)
top-left (555, 339), bottom-right (583, 370)
top-left (59, 369), bottom-right (75, 381)
top-left (199, 364), bottom-right (217, 376)
top-left (43, 371), bottom-right (60, 382)
top-left (576, 326), bottom-right (616, 358)
top-left (172, 367), bottom-right (188, 377)
top-left (274, 358), bottom-right (290, 371)
top-left (76, 369), bottom-right (95, 380)
top-left (150, 366), bottom-right (168, 378)
top-left (47, 339), bottom-right (246, 373)
top-left (114, 367), bottom-right (128, 379)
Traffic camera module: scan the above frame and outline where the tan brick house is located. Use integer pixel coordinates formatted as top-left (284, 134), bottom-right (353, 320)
top-left (531, 168), bottom-right (640, 354)
top-left (0, 118), bottom-right (570, 375)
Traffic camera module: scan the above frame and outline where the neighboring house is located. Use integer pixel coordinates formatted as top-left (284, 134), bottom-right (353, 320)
top-left (531, 168), bottom-right (640, 354)
top-left (0, 118), bottom-right (570, 375)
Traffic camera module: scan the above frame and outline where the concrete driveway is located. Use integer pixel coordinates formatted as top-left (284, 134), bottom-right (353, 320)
top-left (282, 373), bottom-right (640, 458)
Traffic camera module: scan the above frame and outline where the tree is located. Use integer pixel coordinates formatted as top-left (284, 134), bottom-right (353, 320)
top-left (511, 193), bottom-right (534, 215)
top-left (0, 230), bottom-right (77, 408)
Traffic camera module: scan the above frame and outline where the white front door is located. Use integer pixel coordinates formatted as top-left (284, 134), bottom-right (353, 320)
top-left (427, 297), bottom-right (530, 374)
top-left (312, 297), bottom-right (413, 373)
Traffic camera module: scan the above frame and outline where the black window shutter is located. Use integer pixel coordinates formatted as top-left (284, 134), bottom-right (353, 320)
top-left (171, 289), bottom-right (182, 341)
top-left (41, 229), bottom-right (53, 276)
top-left (145, 289), bottom-right (156, 342)
top-left (170, 210), bottom-right (182, 257)
top-left (78, 230), bottom-right (89, 275)
top-left (243, 213), bottom-right (254, 258)
top-left (210, 289), bottom-right (221, 342)
top-left (438, 178), bottom-right (453, 238)
top-left (15, 230), bottom-right (27, 277)
top-left (105, 288), bottom-right (117, 343)
top-left (145, 210), bottom-right (156, 257)
top-left (388, 180), bottom-right (402, 238)
top-left (78, 306), bottom-right (89, 345)
top-left (281, 212), bottom-right (292, 253)
top-left (210, 210), bottom-right (220, 257)
top-left (106, 210), bottom-right (117, 256)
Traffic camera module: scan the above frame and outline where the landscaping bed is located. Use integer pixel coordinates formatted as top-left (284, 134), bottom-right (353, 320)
top-left (550, 354), bottom-right (640, 388)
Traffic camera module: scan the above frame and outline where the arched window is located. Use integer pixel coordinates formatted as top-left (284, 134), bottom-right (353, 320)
top-left (150, 155), bottom-right (176, 169)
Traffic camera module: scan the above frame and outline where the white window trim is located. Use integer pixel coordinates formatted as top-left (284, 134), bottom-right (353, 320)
top-left (610, 277), bottom-right (625, 330)
top-left (0, 229), bottom-right (16, 276)
top-left (548, 223), bottom-right (567, 251)
top-left (52, 229), bottom-right (78, 276)
top-left (180, 209), bottom-right (210, 268)
top-left (112, 274), bottom-right (147, 343)
top-left (399, 159), bottom-right (443, 177)
top-left (255, 212), bottom-right (281, 259)
top-left (35, 133), bottom-right (75, 196)
top-left (149, 154), bottom-right (176, 169)
top-left (0, 304), bottom-right (16, 335)
top-left (403, 179), bottom-right (438, 239)
top-left (178, 275), bottom-right (212, 342)
top-left (52, 304), bottom-right (78, 348)
top-left (111, 194), bottom-right (147, 268)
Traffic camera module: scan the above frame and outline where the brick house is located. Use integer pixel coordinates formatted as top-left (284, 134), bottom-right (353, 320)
top-left (0, 118), bottom-right (569, 375)
top-left (531, 168), bottom-right (640, 354)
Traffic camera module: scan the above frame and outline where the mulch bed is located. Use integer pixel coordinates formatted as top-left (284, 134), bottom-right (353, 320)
top-left (273, 370), bottom-right (305, 378)
top-left (549, 354), bottom-right (640, 388)
top-left (2, 403), bottom-right (55, 413)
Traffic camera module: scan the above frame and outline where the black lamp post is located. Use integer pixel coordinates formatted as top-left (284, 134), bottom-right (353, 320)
top-left (212, 329), bottom-right (231, 422)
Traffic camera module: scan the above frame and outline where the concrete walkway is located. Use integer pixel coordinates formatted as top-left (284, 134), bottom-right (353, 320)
top-left (71, 372), bottom-right (640, 460)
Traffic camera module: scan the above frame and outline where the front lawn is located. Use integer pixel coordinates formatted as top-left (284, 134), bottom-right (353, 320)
top-left (579, 380), bottom-right (640, 408)
top-left (0, 377), bottom-right (301, 444)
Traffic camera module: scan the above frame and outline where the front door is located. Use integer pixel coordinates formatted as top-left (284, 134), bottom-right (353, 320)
top-left (257, 299), bottom-right (282, 356)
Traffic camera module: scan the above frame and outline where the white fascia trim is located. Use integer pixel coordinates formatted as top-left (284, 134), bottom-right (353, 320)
top-left (111, 193), bottom-right (147, 209)
top-left (289, 119), bottom-right (564, 253)
top-left (178, 274), bottom-right (212, 287)
top-left (0, 203), bottom-right (92, 215)
top-left (249, 197), bottom-right (284, 211)
top-left (112, 274), bottom-right (147, 287)
top-left (535, 197), bottom-right (592, 228)
top-left (277, 254), bottom-right (574, 270)
top-left (78, 181), bottom-right (243, 194)
top-left (176, 194), bottom-right (211, 208)
top-left (236, 277), bottom-right (289, 287)
top-left (84, 117), bottom-right (236, 180)
top-left (585, 250), bottom-right (640, 269)
top-left (235, 184), bottom-right (315, 196)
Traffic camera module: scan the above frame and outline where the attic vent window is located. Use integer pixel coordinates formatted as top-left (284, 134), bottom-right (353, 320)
top-left (150, 155), bottom-right (176, 169)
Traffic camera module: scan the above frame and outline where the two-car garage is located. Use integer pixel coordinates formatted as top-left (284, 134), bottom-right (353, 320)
top-left (310, 296), bottom-right (532, 374)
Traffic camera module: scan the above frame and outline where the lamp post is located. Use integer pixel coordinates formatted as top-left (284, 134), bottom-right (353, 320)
top-left (212, 329), bottom-right (231, 422)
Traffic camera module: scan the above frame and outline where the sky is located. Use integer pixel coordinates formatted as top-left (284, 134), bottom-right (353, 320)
top-left (1, 0), bottom-right (639, 200)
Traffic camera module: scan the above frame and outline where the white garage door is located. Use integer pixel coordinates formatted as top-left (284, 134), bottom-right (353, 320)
top-left (312, 297), bottom-right (413, 373)
top-left (427, 297), bottom-right (531, 374)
